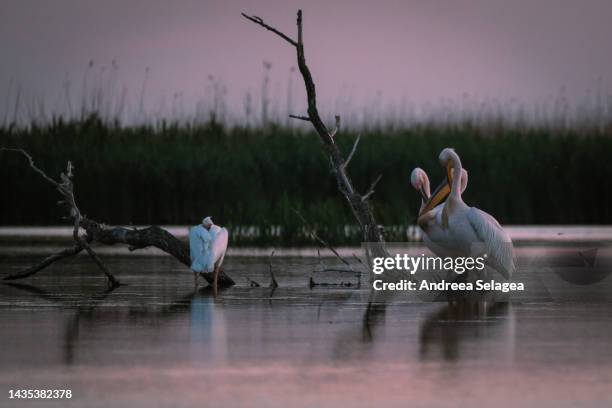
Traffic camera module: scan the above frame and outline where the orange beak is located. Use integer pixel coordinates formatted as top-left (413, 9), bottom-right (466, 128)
top-left (419, 164), bottom-right (454, 216)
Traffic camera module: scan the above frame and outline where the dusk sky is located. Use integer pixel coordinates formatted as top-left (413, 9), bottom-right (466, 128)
top-left (2, 0), bottom-right (612, 123)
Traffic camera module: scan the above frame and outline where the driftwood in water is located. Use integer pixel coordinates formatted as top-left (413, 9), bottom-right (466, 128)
top-left (1, 148), bottom-right (235, 288)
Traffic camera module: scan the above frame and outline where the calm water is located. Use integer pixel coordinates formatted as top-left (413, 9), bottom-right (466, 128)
top-left (1, 251), bottom-right (612, 407)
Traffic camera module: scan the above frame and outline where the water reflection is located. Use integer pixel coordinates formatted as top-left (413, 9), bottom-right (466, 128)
top-left (189, 288), bottom-right (227, 362)
top-left (3, 281), bottom-right (232, 366)
top-left (1, 274), bottom-right (518, 368)
top-left (362, 302), bottom-right (387, 343)
top-left (419, 299), bottom-right (514, 362)
top-left (3, 254), bottom-right (612, 406)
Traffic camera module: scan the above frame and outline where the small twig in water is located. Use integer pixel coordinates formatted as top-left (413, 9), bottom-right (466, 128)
top-left (268, 249), bottom-right (278, 288)
top-left (293, 208), bottom-right (350, 266)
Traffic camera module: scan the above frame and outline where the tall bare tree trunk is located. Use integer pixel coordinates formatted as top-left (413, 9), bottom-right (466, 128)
top-left (242, 10), bottom-right (386, 257)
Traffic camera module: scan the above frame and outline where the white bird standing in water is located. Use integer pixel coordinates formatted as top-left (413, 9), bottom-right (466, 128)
top-left (410, 166), bottom-right (468, 258)
top-left (410, 150), bottom-right (515, 279)
top-left (189, 216), bottom-right (228, 290)
top-left (435, 148), bottom-right (516, 279)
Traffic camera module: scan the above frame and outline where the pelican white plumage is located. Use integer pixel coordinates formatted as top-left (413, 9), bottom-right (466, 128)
top-left (410, 167), bottom-right (468, 258)
top-left (189, 217), bottom-right (228, 289)
top-left (436, 148), bottom-right (516, 279)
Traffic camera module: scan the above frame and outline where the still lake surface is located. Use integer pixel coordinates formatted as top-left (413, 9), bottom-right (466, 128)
top-left (2, 233), bottom-right (612, 407)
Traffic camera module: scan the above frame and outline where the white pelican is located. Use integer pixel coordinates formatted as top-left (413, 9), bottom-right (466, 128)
top-left (410, 167), bottom-right (467, 258)
top-left (436, 148), bottom-right (516, 279)
top-left (189, 216), bottom-right (228, 290)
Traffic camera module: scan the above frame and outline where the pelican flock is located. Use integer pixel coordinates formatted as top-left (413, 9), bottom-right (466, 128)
top-left (411, 148), bottom-right (516, 279)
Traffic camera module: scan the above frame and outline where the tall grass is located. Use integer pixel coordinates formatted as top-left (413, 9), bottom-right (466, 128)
top-left (1, 114), bottom-right (611, 245)
top-left (2, 62), bottom-right (612, 244)
top-left (4, 60), bottom-right (612, 131)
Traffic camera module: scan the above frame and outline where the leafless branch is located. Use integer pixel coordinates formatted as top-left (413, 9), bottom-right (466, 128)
top-left (288, 114), bottom-right (311, 122)
top-left (362, 174), bottom-right (383, 202)
top-left (343, 134), bottom-right (361, 169)
top-left (352, 253), bottom-right (365, 265)
top-left (329, 115), bottom-right (340, 139)
top-left (293, 208), bottom-right (350, 266)
top-left (2, 147), bottom-right (120, 286)
top-left (1, 148), bottom-right (235, 288)
top-left (1, 148), bottom-right (59, 187)
top-left (243, 10), bottom-right (386, 251)
top-left (268, 249), bottom-right (278, 288)
top-left (240, 13), bottom-right (298, 46)
top-left (77, 236), bottom-right (118, 286)
top-left (3, 244), bottom-right (83, 280)
top-left (313, 268), bottom-right (357, 274)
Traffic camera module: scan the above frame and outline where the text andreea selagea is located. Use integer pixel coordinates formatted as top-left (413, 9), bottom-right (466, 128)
top-left (372, 279), bottom-right (524, 292)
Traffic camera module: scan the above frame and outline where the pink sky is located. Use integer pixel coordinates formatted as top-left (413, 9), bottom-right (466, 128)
top-left (1, 0), bottom-right (612, 124)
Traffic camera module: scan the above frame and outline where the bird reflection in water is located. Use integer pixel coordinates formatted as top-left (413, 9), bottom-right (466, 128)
top-left (3, 282), bottom-right (227, 365)
top-left (189, 287), bottom-right (227, 361)
top-left (419, 298), bottom-right (514, 362)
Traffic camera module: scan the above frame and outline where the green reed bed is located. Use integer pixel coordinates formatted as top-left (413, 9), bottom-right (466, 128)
top-left (1, 115), bottom-right (611, 245)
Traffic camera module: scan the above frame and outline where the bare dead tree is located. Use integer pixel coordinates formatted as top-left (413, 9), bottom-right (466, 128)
top-left (242, 11), bottom-right (386, 259)
top-left (1, 148), bottom-right (235, 288)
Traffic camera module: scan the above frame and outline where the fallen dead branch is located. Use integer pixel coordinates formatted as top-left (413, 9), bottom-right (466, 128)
top-left (1, 148), bottom-right (235, 288)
